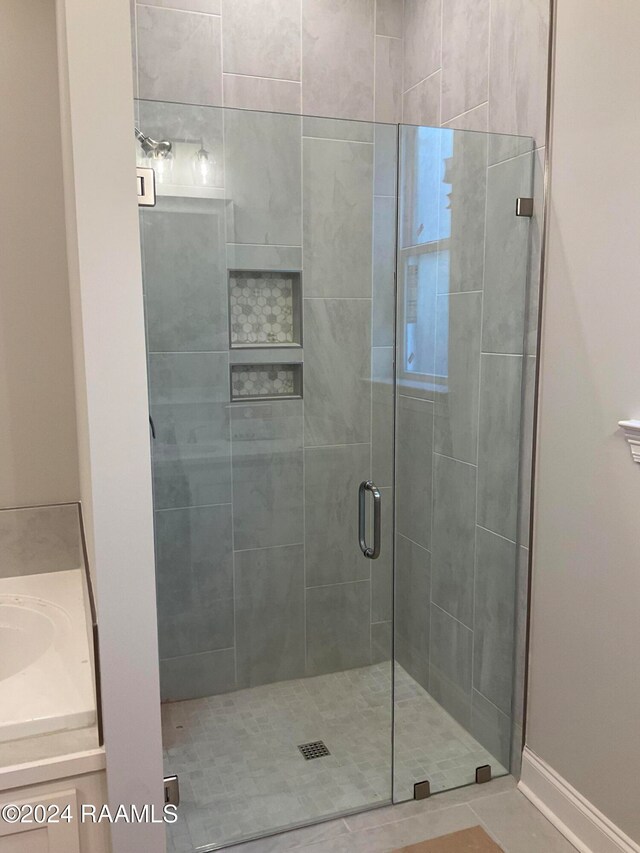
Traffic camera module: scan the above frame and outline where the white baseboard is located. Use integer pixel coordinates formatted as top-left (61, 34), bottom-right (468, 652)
top-left (519, 746), bottom-right (640, 853)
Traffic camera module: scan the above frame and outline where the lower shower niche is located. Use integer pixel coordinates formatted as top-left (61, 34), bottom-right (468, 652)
top-left (229, 270), bottom-right (302, 348)
top-left (230, 362), bottom-right (302, 401)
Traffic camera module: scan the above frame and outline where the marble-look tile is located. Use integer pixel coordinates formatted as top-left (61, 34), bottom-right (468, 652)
top-left (403, 0), bottom-right (441, 91)
top-left (396, 395), bottom-right (433, 550)
top-left (371, 486), bottom-right (394, 623)
top-left (371, 621), bottom-right (392, 664)
top-left (155, 503), bottom-right (233, 610)
top-left (474, 526), bottom-right (516, 713)
top-left (443, 102), bottom-right (489, 132)
top-left (471, 689), bottom-right (512, 770)
top-left (223, 74), bottom-right (301, 113)
top-left (303, 137), bottom-right (373, 298)
top-left (395, 534), bottom-right (431, 689)
top-left (137, 99), bottom-right (224, 188)
top-left (221, 0), bottom-right (300, 80)
top-left (304, 444), bottom-right (370, 587)
top-left (402, 72), bottom-right (441, 126)
top-left (477, 354), bottom-right (523, 542)
top-left (372, 197), bottom-right (396, 348)
top-left (225, 244), bottom-right (302, 272)
top-left (372, 347), bottom-right (394, 488)
top-left (148, 352), bottom-right (231, 509)
top-left (489, 0), bottom-right (549, 145)
top-left (230, 400), bottom-right (303, 550)
top-left (374, 123), bottom-right (398, 197)
top-left (518, 356), bottom-right (537, 545)
top-left (434, 291), bottom-right (482, 465)
top-left (303, 116), bottom-right (374, 143)
top-left (225, 110), bottom-right (301, 246)
top-left (442, 129), bottom-right (488, 294)
top-left (375, 36), bottom-right (402, 124)
top-left (306, 581), bottom-right (371, 676)
top-left (137, 5), bottom-right (222, 105)
top-left (302, 0), bottom-right (374, 121)
top-left (441, 0), bottom-right (490, 125)
top-left (429, 604), bottom-right (473, 728)
top-left (376, 0), bottom-right (403, 38)
top-left (431, 454), bottom-right (476, 628)
top-left (160, 647), bottom-right (235, 701)
top-left (513, 545), bottom-right (529, 728)
top-left (483, 152), bottom-right (533, 354)
top-left (470, 790), bottom-right (578, 852)
top-left (142, 0), bottom-right (220, 12)
top-left (303, 299), bottom-right (371, 446)
top-left (155, 504), bottom-right (233, 660)
top-left (141, 203), bottom-right (227, 353)
top-left (235, 544), bottom-right (305, 687)
top-left (0, 504), bottom-right (81, 578)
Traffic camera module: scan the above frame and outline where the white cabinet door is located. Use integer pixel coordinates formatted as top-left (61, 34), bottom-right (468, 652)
top-left (0, 789), bottom-right (80, 852)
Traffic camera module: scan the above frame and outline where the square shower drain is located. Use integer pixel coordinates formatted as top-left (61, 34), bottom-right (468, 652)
top-left (298, 740), bottom-right (330, 760)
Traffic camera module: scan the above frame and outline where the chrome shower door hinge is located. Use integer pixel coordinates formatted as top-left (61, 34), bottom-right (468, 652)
top-left (515, 197), bottom-right (534, 217)
top-left (164, 774), bottom-right (180, 807)
top-left (137, 167), bottom-right (156, 207)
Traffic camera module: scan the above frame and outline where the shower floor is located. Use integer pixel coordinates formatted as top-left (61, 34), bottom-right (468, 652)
top-left (162, 663), bottom-right (505, 852)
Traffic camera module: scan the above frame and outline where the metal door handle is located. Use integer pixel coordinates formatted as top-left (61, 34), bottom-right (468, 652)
top-left (358, 480), bottom-right (381, 560)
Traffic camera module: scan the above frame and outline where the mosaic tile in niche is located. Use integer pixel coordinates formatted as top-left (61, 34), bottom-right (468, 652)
top-left (229, 271), bottom-right (301, 346)
top-left (231, 363), bottom-right (302, 400)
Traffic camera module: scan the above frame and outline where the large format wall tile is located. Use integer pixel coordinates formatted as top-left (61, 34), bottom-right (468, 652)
top-left (477, 354), bottom-right (523, 541)
top-left (225, 110), bottom-right (301, 246)
top-left (304, 444), bottom-right (370, 587)
top-left (141, 204), bottom-right (227, 353)
top-left (143, 0), bottom-right (220, 12)
top-left (434, 291), bottom-right (482, 465)
top-left (304, 299), bottom-right (371, 446)
top-left (474, 526), bottom-right (516, 715)
top-left (489, 0), bottom-right (549, 144)
top-left (429, 604), bottom-right (473, 728)
top-left (0, 504), bottom-right (81, 578)
top-left (371, 347), bottom-right (394, 488)
top-left (223, 74), bottom-right (301, 113)
top-left (302, 0), bottom-right (374, 121)
top-left (482, 153), bottom-right (533, 354)
top-left (376, 0), bottom-right (403, 38)
top-left (221, 0), bottom-right (300, 81)
top-left (148, 352), bottom-right (231, 509)
top-left (403, 0), bottom-right (441, 91)
top-left (303, 137), bottom-right (373, 298)
top-left (395, 533), bottom-right (431, 689)
top-left (231, 400), bottom-right (303, 550)
top-left (160, 648), bottom-right (236, 701)
top-left (441, 0), bottom-right (489, 124)
top-left (373, 196), bottom-right (396, 348)
top-left (371, 487), bottom-right (394, 623)
top-left (306, 581), bottom-right (371, 676)
top-left (471, 688), bottom-right (511, 769)
top-left (158, 591), bottom-right (234, 659)
top-left (235, 544), bottom-right (305, 687)
top-left (402, 72), bottom-right (441, 126)
top-left (396, 395), bottom-right (433, 550)
top-left (431, 454), bottom-right (476, 628)
top-left (375, 36), bottom-right (402, 124)
top-left (137, 5), bottom-right (222, 105)
top-left (443, 130), bottom-right (488, 294)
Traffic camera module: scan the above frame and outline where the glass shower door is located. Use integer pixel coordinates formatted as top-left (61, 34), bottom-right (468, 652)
top-left (138, 101), bottom-right (397, 850)
top-left (393, 125), bottom-right (534, 801)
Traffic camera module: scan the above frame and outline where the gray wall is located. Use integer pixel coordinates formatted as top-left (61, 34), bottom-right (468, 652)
top-left (527, 0), bottom-right (640, 842)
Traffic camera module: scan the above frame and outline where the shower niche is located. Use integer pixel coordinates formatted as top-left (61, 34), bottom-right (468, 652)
top-left (228, 270), bottom-right (302, 348)
top-left (230, 362), bottom-right (302, 401)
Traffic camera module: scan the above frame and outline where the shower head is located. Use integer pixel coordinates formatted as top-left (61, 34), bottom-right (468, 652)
top-left (135, 127), bottom-right (172, 158)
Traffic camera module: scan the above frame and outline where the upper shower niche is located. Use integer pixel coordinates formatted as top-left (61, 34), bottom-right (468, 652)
top-left (229, 270), bottom-right (302, 348)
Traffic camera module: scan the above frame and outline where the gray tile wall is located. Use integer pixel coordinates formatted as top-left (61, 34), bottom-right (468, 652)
top-left (142, 105), bottom-right (397, 701)
top-left (0, 504), bottom-right (82, 578)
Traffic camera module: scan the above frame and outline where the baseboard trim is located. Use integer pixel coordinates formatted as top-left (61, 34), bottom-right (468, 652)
top-left (519, 746), bottom-right (640, 853)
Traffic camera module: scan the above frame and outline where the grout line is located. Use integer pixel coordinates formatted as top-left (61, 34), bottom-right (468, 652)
top-left (233, 542), bottom-right (304, 554)
top-left (136, 3), bottom-right (220, 18)
top-left (155, 502), bottom-right (232, 513)
top-left (306, 579), bottom-right (371, 591)
top-left (476, 524), bottom-right (518, 547)
top-left (301, 136), bottom-right (373, 145)
top-left (431, 601), bottom-right (473, 633)
top-left (396, 531), bottom-right (430, 554)
top-left (223, 72), bottom-right (301, 85)
top-left (442, 101), bottom-right (489, 128)
top-left (433, 451), bottom-right (477, 469)
top-left (402, 67), bottom-right (441, 98)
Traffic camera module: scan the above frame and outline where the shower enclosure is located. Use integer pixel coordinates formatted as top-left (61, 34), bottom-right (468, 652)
top-left (137, 99), bottom-right (533, 851)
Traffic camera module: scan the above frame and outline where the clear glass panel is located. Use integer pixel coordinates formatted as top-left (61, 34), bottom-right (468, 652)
top-left (393, 125), bottom-right (534, 801)
top-left (137, 100), bottom-right (397, 850)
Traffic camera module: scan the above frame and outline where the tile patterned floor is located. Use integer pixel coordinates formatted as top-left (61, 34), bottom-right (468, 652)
top-left (163, 664), bottom-right (505, 851)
